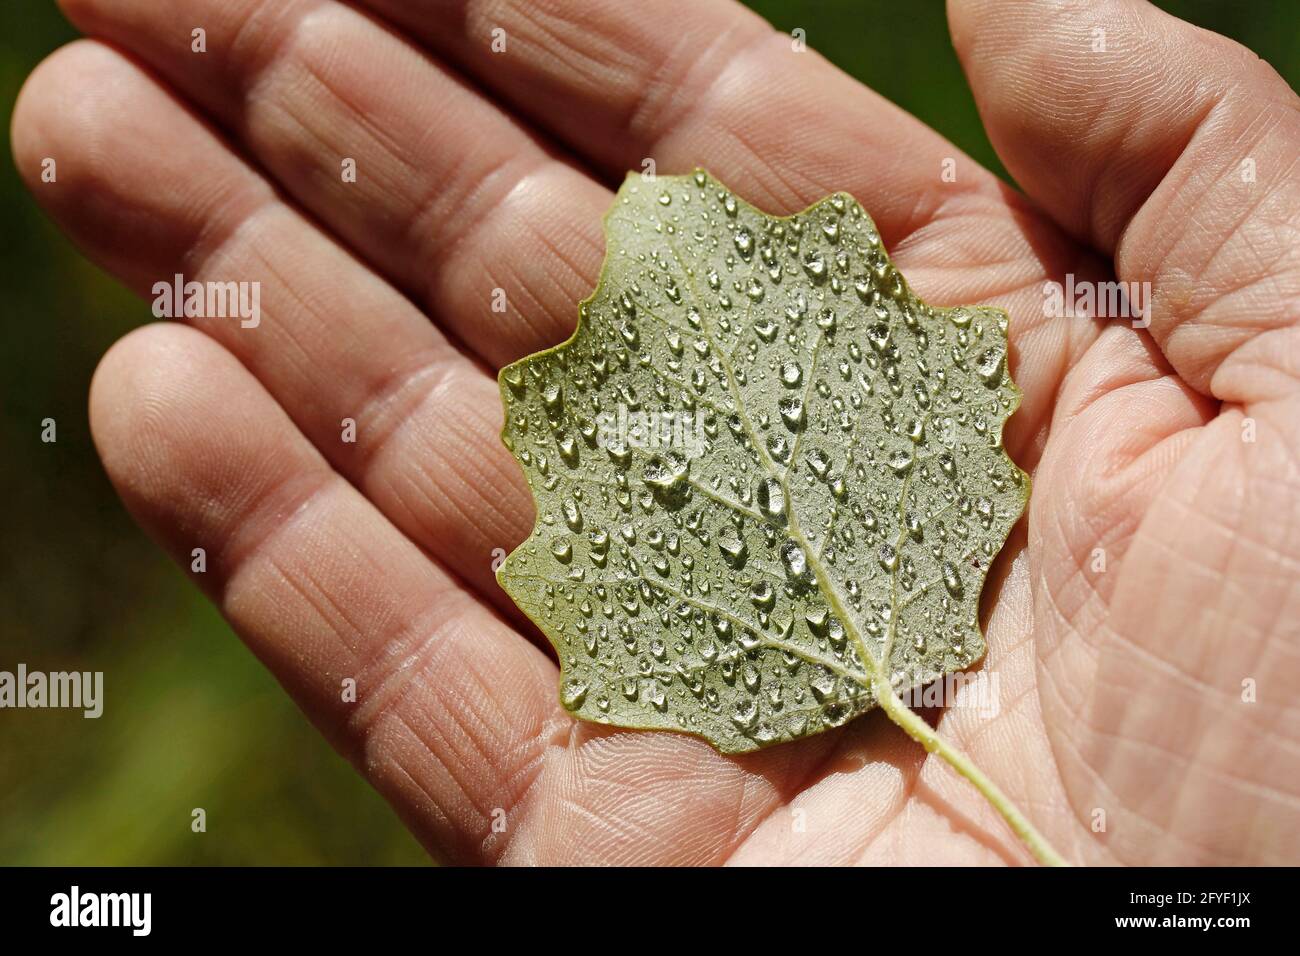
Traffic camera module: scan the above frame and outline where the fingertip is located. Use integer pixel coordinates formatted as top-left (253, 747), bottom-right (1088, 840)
top-left (88, 323), bottom-right (221, 493)
top-left (12, 40), bottom-right (113, 193)
top-left (946, 0), bottom-right (1299, 253)
top-left (13, 37), bottom-right (269, 291)
top-left (13, 41), bottom-right (177, 284)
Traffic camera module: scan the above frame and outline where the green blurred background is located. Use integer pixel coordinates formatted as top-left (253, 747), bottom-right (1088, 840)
top-left (1, 1), bottom-right (1296, 865)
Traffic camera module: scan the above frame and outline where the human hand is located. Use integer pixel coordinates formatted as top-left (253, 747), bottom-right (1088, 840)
top-left (13, 0), bottom-right (1298, 864)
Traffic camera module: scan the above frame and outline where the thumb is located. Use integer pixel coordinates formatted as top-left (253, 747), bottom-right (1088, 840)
top-left (948, 0), bottom-right (1300, 402)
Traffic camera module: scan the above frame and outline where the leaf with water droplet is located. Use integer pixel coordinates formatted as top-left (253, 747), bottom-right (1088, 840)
top-left (496, 170), bottom-right (1027, 758)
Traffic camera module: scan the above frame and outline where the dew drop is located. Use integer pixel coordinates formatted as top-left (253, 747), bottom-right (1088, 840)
top-left (781, 540), bottom-right (808, 581)
top-left (732, 699), bottom-right (759, 731)
top-left (750, 581), bottom-right (776, 612)
top-left (734, 227), bottom-right (754, 258)
top-left (561, 679), bottom-right (589, 709)
top-left (888, 448), bottom-right (914, 476)
top-left (975, 346), bottom-right (1005, 385)
top-left (810, 671), bottom-right (837, 703)
top-left (802, 252), bottom-right (827, 280)
top-left (778, 396), bottom-right (805, 431)
top-left (942, 560), bottom-right (963, 598)
top-left (541, 383), bottom-right (564, 414)
top-left (756, 477), bottom-right (788, 525)
top-left (717, 526), bottom-right (748, 567)
top-left (562, 498), bottom-right (583, 532)
top-left (805, 447), bottom-right (831, 479)
top-left (642, 453), bottom-right (690, 492)
top-left (878, 544), bottom-right (898, 572)
top-left (558, 435), bottom-right (580, 466)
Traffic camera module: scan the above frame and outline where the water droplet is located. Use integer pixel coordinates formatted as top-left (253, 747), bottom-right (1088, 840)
top-left (502, 366), bottom-right (525, 394)
top-left (802, 251), bottom-right (827, 280)
top-left (642, 453), bottom-right (689, 492)
top-left (561, 678), bottom-right (589, 709)
top-left (562, 498), bottom-right (583, 532)
top-left (606, 442), bottom-right (631, 468)
top-left (879, 544), bottom-right (898, 572)
top-left (805, 447), bottom-right (830, 479)
top-left (717, 526), bottom-right (748, 567)
top-left (731, 699), bottom-right (758, 731)
top-left (810, 671), bottom-right (837, 703)
top-left (734, 227), bottom-right (754, 258)
top-left (754, 317), bottom-right (779, 342)
top-left (756, 477), bottom-right (787, 525)
top-left (975, 346), bottom-right (1005, 385)
top-left (888, 448), bottom-right (914, 476)
top-left (750, 581), bottom-right (776, 611)
top-left (942, 561), bottom-right (963, 597)
top-left (558, 435), bottom-right (580, 466)
top-left (778, 396), bottom-right (805, 431)
top-left (781, 541), bottom-right (808, 581)
top-left (541, 383), bottom-right (564, 414)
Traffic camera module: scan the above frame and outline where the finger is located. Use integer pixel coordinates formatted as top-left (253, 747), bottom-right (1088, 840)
top-left (90, 330), bottom-right (868, 867)
top-left (12, 41), bottom-right (530, 610)
top-left (949, 0), bottom-right (1300, 397)
top-left (48, 2), bottom-right (1101, 465)
top-left (89, 322), bottom-right (562, 863)
top-left (57, 0), bottom-right (609, 367)
top-left (356, 0), bottom-right (998, 241)
top-left (344, 0), bottom-right (1111, 471)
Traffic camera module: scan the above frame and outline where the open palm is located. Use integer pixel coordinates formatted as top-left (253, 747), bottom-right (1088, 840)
top-left (15, 0), bottom-right (1299, 864)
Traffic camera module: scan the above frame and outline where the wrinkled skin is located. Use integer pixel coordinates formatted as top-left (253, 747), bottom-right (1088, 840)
top-left (13, 0), bottom-right (1299, 864)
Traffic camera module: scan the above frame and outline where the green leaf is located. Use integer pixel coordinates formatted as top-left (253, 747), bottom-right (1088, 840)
top-left (497, 169), bottom-right (1027, 755)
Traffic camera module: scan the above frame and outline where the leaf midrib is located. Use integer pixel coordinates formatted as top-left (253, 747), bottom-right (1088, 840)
top-left (659, 227), bottom-right (892, 701)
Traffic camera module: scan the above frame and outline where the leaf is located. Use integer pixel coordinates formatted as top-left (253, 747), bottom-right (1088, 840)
top-left (497, 169), bottom-right (1027, 755)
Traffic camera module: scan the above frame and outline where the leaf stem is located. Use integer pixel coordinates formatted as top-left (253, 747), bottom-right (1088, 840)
top-left (659, 194), bottom-right (1065, 866)
top-left (872, 675), bottom-right (1070, 867)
